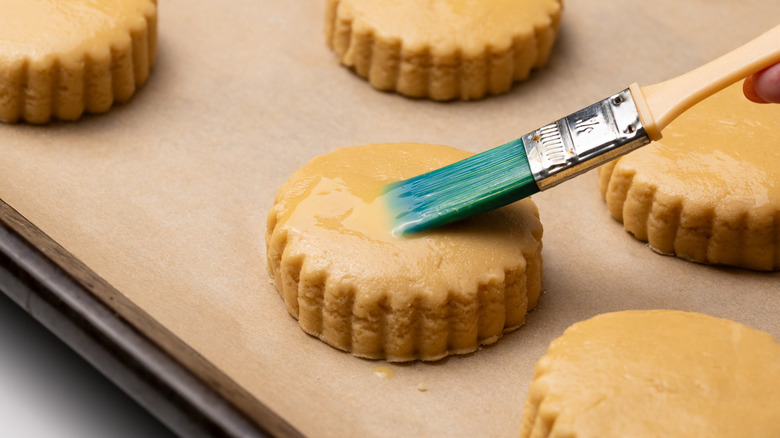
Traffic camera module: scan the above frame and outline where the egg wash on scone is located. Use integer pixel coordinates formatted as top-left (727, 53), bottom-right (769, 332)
top-left (266, 143), bottom-right (544, 361)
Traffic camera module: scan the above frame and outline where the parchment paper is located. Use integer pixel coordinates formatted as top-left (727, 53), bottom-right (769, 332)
top-left (1, 1), bottom-right (778, 437)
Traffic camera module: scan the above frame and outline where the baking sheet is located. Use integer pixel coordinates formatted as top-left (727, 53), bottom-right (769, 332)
top-left (1, 1), bottom-right (778, 436)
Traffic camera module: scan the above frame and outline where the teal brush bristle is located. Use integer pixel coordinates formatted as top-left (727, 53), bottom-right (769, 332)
top-left (384, 138), bottom-right (539, 235)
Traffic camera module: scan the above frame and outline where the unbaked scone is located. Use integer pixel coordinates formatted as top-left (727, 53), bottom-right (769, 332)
top-left (599, 83), bottom-right (780, 270)
top-left (520, 310), bottom-right (780, 438)
top-left (266, 143), bottom-right (544, 361)
top-left (325, 0), bottom-right (562, 100)
top-left (0, 0), bottom-right (158, 124)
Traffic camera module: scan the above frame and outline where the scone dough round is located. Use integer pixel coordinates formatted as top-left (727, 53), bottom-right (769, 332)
top-left (266, 143), bottom-right (544, 361)
top-left (326, 0), bottom-right (562, 100)
top-left (520, 310), bottom-right (780, 438)
top-left (0, 0), bottom-right (158, 124)
top-left (599, 83), bottom-right (780, 270)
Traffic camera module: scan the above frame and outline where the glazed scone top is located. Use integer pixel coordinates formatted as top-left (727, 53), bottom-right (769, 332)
top-left (525, 310), bottom-right (780, 437)
top-left (618, 83), bottom-right (780, 211)
top-left (336, 0), bottom-right (561, 56)
top-left (267, 142), bottom-right (543, 360)
top-left (0, 0), bottom-right (156, 64)
top-left (269, 143), bottom-right (543, 302)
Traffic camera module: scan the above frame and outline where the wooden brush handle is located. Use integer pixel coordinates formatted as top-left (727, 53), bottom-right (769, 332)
top-left (629, 24), bottom-right (780, 140)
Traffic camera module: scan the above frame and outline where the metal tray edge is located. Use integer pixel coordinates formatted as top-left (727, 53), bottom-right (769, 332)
top-left (0, 197), bottom-right (302, 438)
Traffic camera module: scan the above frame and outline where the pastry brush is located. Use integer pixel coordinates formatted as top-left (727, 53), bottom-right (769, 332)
top-left (385, 24), bottom-right (780, 235)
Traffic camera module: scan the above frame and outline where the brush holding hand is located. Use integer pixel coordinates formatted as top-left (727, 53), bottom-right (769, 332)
top-left (385, 26), bottom-right (780, 235)
top-left (745, 63), bottom-right (780, 103)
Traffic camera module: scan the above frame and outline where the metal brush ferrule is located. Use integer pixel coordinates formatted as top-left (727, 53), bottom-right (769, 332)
top-left (521, 88), bottom-right (651, 191)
